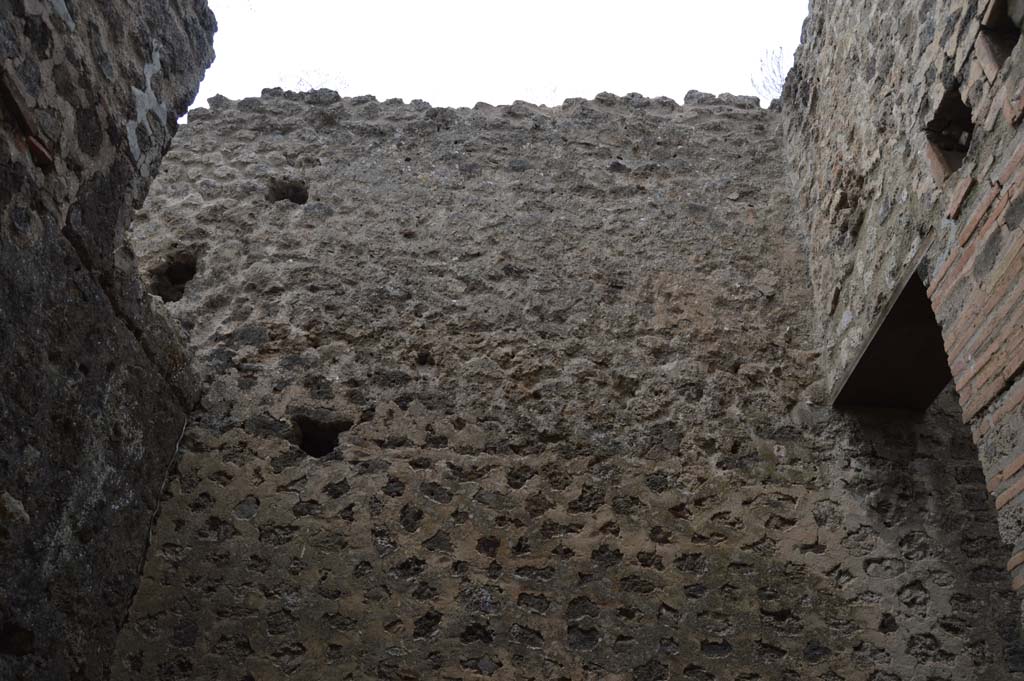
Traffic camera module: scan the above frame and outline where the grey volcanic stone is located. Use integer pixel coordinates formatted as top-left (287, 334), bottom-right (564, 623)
top-left (0, 1), bottom-right (214, 679)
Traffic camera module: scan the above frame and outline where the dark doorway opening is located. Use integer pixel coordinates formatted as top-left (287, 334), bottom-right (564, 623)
top-left (832, 273), bottom-right (952, 410)
top-left (832, 267), bottom-right (1024, 670)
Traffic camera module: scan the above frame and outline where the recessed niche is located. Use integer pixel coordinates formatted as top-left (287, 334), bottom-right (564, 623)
top-left (833, 273), bottom-right (952, 410)
top-left (924, 88), bottom-right (974, 181)
top-left (148, 250), bottom-right (198, 302)
top-left (266, 177), bottom-right (309, 205)
top-left (292, 414), bottom-right (352, 458)
top-left (981, 0), bottom-right (1023, 72)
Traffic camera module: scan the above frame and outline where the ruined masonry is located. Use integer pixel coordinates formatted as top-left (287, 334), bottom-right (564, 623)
top-left (1, 1), bottom-right (214, 679)
top-left (4, 0), bottom-right (1024, 680)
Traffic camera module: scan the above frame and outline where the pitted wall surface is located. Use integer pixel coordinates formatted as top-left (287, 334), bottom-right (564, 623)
top-left (111, 90), bottom-right (1023, 680)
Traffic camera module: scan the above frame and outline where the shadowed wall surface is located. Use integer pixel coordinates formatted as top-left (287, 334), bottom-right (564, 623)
top-left (0, 1), bottom-right (214, 678)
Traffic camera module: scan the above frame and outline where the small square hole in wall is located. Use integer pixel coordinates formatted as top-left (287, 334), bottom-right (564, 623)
top-left (924, 88), bottom-right (974, 182)
top-left (148, 249), bottom-right (198, 302)
top-left (291, 413), bottom-right (352, 458)
top-left (980, 0), bottom-right (1023, 71)
top-left (266, 177), bottom-right (309, 205)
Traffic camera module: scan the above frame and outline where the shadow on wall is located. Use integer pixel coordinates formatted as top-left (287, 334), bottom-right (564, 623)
top-left (831, 267), bottom-right (1023, 664)
top-left (839, 388), bottom-right (1024, 669)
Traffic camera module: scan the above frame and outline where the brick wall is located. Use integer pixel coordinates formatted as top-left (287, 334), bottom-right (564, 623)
top-left (787, 0), bottom-right (1024, 596)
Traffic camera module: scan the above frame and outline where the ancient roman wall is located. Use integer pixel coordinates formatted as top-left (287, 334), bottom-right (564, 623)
top-left (0, 1), bottom-right (214, 678)
top-left (785, 0), bottom-right (1024, 594)
top-left (111, 90), bottom-right (1023, 680)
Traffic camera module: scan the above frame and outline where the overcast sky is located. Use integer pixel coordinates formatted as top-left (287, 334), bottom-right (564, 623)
top-left (192, 0), bottom-right (809, 111)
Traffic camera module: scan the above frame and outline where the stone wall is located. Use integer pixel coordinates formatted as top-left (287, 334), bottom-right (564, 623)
top-left (785, 0), bottom-right (1024, 595)
top-left (0, 1), bottom-right (214, 678)
top-left (111, 90), bottom-right (1023, 680)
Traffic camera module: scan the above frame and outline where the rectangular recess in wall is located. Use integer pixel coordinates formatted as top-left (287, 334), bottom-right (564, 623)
top-left (831, 270), bottom-right (952, 410)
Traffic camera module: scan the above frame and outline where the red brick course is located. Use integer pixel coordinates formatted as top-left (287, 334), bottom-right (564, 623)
top-left (976, 372), bottom-right (1024, 438)
top-left (959, 181), bottom-right (1002, 247)
top-left (946, 175), bottom-right (977, 219)
top-left (947, 235), bottom-right (1024, 365)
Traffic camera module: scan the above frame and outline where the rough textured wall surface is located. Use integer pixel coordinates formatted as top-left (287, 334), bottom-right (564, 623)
top-left (785, 0), bottom-right (1024, 591)
top-left (113, 89), bottom-right (1023, 680)
top-left (0, 1), bottom-right (214, 678)
top-left (783, 0), bottom-right (980, 395)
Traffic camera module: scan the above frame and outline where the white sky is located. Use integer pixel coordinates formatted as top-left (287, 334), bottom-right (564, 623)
top-left (192, 0), bottom-right (809, 111)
